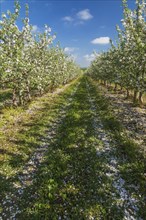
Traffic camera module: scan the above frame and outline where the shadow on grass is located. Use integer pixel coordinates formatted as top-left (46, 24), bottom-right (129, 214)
top-left (0, 89), bottom-right (12, 106)
top-left (1, 77), bottom-right (145, 219)
top-left (0, 83), bottom-right (77, 206)
top-left (15, 78), bottom-right (126, 219)
top-left (88, 77), bottom-right (146, 218)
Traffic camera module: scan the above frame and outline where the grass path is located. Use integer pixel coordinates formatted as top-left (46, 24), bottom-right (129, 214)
top-left (97, 83), bottom-right (146, 152)
top-left (0, 76), bottom-right (145, 219)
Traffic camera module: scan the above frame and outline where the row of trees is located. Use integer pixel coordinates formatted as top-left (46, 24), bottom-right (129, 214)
top-left (0, 2), bottom-right (80, 106)
top-left (88, 0), bottom-right (146, 104)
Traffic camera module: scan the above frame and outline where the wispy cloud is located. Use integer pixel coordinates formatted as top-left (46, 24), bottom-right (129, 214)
top-left (84, 53), bottom-right (96, 62)
top-left (64, 47), bottom-right (79, 62)
top-left (80, 52), bottom-right (100, 67)
top-left (77, 9), bottom-right (93, 21)
top-left (62, 16), bottom-right (74, 22)
top-left (91, 37), bottom-right (110, 44)
top-left (64, 47), bottom-right (78, 53)
top-left (74, 20), bottom-right (84, 26)
top-left (62, 8), bottom-right (93, 26)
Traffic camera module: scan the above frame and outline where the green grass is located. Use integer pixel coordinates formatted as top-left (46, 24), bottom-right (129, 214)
top-left (88, 77), bottom-right (146, 218)
top-left (0, 89), bottom-right (12, 102)
top-left (0, 76), bottom-right (145, 219)
top-left (15, 77), bottom-right (120, 219)
top-left (0, 78), bottom-right (80, 201)
top-left (100, 82), bottom-right (146, 106)
top-left (0, 89), bottom-right (12, 110)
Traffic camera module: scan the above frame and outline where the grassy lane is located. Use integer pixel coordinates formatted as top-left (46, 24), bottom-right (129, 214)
top-left (18, 76), bottom-right (144, 220)
top-left (0, 76), bottom-right (145, 219)
top-left (0, 78), bottom-right (81, 219)
top-left (13, 76), bottom-right (143, 220)
top-left (17, 77), bottom-right (111, 219)
top-left (87, 77), bottom-right (145, 219)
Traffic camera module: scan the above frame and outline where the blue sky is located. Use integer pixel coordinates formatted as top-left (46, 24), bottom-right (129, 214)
top-left (0, 0), bottom-right (136, 67)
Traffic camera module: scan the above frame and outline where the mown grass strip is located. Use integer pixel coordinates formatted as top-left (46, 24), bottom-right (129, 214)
top-left (1, 76), bottom-right (145, 219)
top-left (15, 77), bottom-right (131, 219)
top-left (0, 78), bottom-right (80, 206)
top-left (87, 77), bottom-right (146, 219)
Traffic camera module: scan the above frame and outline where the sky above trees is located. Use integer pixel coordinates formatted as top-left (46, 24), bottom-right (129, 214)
top-left (0, 0), bottom-right (136, 67)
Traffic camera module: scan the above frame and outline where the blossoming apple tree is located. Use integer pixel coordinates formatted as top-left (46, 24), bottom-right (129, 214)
top-left (0, 1), bottom-right (80, 106)
top-left (88, 0), bottom-right (146, 104)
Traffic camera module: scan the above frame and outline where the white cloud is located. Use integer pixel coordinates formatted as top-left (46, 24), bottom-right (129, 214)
top-left (77, 9), bottom-right (93, 21)
top-left (64, 47), bottom-right (78, 62)
top-left (76, 53), bottom-right (97, 67)
top-left (62, 16), bottom-right (73, 22)
top-left (84, 53), bottom-right (96, 62)
top-left (91, 37), bottom-right (110, 44)
top-left (64, 47), bottom-right (78, 53)
top-left (32, 25), bottom-right (39, 33)
top-left (62, 9), bottom-right (93, 26)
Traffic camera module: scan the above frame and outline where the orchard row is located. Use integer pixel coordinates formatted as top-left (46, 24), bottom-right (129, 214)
top-left (88, 0), bottom-right (146, 104)
top-left (0, 2), bottom-right (81, 106)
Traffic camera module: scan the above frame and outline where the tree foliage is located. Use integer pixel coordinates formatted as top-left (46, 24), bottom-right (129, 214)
top-left (0, 1), bottom-right (81, 106)
top-left (88, 0), bottom-right (146, 104)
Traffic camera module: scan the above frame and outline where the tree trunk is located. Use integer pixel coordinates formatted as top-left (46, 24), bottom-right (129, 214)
top-left (126, 89), bottom-right (129, 99)
top-left (12, 88), bottom-right (17, 106)
top-left (26, 82), bottom-right (31, 101)
top-left (19, 90), bottom-right (24, 105)
top-left (133, 90), bottom-right (138, 103)
top-left (114, 83), bottom-right (117, 91)
top-left (39, 89), bottom-right (43, 96)
top-left (138, 92), bottom-right (143, 105)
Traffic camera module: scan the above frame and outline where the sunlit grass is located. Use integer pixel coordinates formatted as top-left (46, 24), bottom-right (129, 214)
top-left (0, 76), bottom-right (145, 219)
top-left (0, 78), bottom-right (80, 201)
